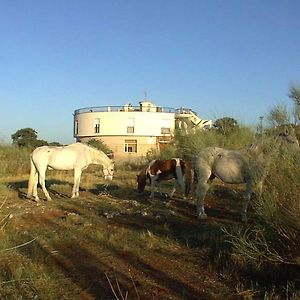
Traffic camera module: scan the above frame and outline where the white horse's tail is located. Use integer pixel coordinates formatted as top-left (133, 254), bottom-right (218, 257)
top-left (27, 156), bottom-right (37, 198)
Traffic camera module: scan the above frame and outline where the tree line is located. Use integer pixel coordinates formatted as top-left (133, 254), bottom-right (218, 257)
top-left (10, 127), bottom-right (112, 154)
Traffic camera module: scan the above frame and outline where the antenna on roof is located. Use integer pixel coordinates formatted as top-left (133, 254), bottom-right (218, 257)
top-left (143, 90), bottom-right (148, 100)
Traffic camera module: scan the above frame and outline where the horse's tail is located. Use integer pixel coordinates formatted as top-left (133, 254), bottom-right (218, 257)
top-left (27, 155), bottom-right (37, 199)
top-left (174, 158), bottom-right (185, 189)
top-left (183, 161), bottom-right (194, 198)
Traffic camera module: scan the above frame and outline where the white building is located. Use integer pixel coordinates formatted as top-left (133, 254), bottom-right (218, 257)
top-left (73, 100), bottom-right (211, 158)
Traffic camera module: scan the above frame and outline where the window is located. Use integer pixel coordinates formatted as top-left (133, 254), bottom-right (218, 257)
top-left (127, 127), bottom-right (134, 133)
top-left (161, 119), bottom-right (171, 134)
top-left (127, 118), bottom-right (135, 134)
top-left (124, 139), bottom-right (137, 153)
top-left (94, 118), bottom-right (100, 133)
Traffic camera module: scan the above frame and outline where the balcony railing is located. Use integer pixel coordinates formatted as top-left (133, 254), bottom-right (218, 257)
top-left (175, 108), bottom-right (198, 116)
top-left (74, 105), bottom-right (176, 115)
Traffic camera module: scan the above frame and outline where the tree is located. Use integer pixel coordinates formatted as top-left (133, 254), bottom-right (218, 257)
top-left (213, 117), bottom-right (239, 135)
top-left (11, 128), bottom-right (49, 148)
top-left (11, 128), bottom-right (38, 147)
top-left (288, 84), bottom-right (300, 125)
top-left (49, 142), bottom-right (62, 146)
top-left (86, 139), bottom-right (113, 157)
top-left (266, 104), bottom-right (290, 128)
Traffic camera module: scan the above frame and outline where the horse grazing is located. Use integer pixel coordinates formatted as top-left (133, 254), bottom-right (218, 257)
top-left (27, 143), bottom-right (114, 201)
top-left (192, 129), bottom-right (299, 222)
top-left (136, 158), bottom-right (191, 199)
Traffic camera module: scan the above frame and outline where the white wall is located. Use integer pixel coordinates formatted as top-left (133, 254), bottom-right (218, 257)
top-left (74, 111), bottom-right (175, 137)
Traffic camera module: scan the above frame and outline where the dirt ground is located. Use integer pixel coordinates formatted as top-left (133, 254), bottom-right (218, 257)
top-left (0, 175), bottom-right (256, 300)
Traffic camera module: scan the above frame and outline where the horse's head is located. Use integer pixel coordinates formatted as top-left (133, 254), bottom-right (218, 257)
top-left (277, 128), bottom-right (299, 148)
top-left (103, 161), bottom-right (114, 180)
top-left (136, 172), bottom-right (147, 193)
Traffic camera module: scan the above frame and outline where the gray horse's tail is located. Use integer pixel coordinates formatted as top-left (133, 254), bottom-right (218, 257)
top-left (174, 158), bottom-right (186, 190)
top-left (27, 156), bottom-right (37, 198)
top-left (183, 161), bottom-right (194, 197)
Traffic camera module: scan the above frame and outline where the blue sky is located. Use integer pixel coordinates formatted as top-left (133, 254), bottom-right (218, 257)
top-left (1, 0), bottom-right (300, 144)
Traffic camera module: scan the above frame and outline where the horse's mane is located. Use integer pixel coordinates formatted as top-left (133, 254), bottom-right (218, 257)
top-left (83, 143), bottom-right (106, 155)
top-left (82, 143), bottom-right (113, 166)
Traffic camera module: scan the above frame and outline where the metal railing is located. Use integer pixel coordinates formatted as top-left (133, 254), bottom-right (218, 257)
top-left (74, 105), bottom-right (176, 115)
top-left (175, 108), bottom-right (198, 116)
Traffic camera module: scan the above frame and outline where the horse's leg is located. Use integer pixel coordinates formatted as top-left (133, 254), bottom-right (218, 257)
top-left (32, 171), bottom-right (39, 201)
top-left (194, 163), bottom-right (212, 219)
top-left (149, 176), bottom-right (155, 198)
top-left (256, 167), bottom-right (267, 198)
top-left (75, 171), bottom-right (82, 197)
top-left (176, 174), bottom-right (186, 199)
top-left (72, 169), bottom-right (82, 198)
top-left (170, 180), bottom-right (178, 198)
top-left (27, 158), bottom-right (38, 200)
top-left (241, 180), bottom-right (253, 222)
top-left (156, 181), bottom-right (161, 196)
top-left (183, 177), bottom-right (190, 200)
top-left (184, 168), bottom-right (195, 200)
top-left (195, 181), bottom-right (210, 219)
top-left (38, 169), bottom-right (52, 201)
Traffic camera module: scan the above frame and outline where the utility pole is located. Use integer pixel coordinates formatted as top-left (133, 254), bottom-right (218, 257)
top-left (259, 116), bottom-right (264, 143)
top-left (143, 90), bottom-right (148, 100)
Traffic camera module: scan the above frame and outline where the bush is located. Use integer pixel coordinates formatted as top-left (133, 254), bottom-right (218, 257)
top-left (146, 143), bottom-right (177, 161)
top-left (175, 126), bottom-right (255, 159)
top-left (86, 139), bottom-right (113, 156)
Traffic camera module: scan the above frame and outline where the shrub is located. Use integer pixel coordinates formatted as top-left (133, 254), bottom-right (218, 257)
top-left (86, 139), bottom-right (112, 156)
top-left (146, 143), bottom-right (177, 161)
top-left (175, 126), bottom-right (255, 159)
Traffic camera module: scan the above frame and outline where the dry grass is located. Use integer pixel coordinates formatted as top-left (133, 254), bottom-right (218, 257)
top-left (0, 141), bottom-right (299, 299)
top-left (0, 164), bottom-right (233, 299)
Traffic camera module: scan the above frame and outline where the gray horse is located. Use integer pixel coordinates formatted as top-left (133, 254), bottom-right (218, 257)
top-left (192, 130), bottom-right (299, 222)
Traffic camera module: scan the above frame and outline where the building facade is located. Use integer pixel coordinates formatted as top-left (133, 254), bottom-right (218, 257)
top-left (74, 101), bottom-right (176, 158)
top-left (73, 100), bottom-right (212, 159)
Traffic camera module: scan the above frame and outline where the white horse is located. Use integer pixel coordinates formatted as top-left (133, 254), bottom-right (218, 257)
top-left (27, 143), bottom-right (114, 201)
top-left (192, 130), bottom-right (299, 222)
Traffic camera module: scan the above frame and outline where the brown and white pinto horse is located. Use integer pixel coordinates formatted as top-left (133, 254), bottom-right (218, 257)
top-left (136, 158), bottom-right (192, 199)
